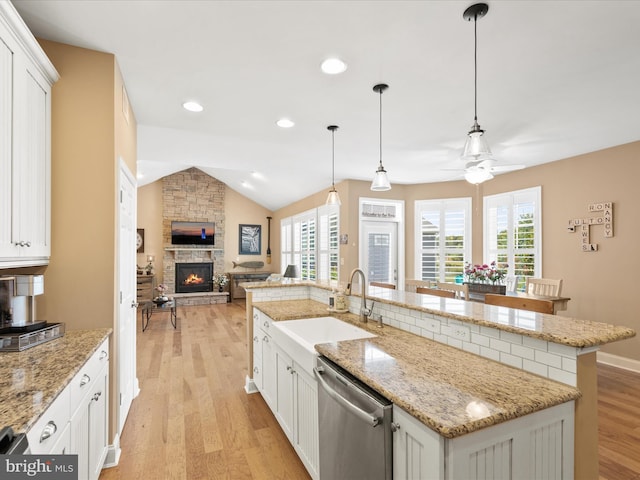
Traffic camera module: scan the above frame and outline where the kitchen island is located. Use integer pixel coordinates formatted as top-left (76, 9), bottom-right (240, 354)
top-left (244, 281), bottom-right (635, 479)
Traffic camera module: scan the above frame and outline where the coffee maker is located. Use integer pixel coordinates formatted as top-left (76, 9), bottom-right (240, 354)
top-left (0, 275), bottom-right (46, 331)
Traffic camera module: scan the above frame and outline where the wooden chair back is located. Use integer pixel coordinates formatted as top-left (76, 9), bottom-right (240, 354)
top-left (435, 282), bottom-right (469, 300)
top-left (484, 294), bottom-right (554, 314)
top-left (416, 286), bottom-right (456, 298)
top-left (405, 279), bottom-right (433, 293)
top-left (369, 281), bottom-right (396, 290)
top-left (525, 277), bottom-right (562, 296)
top-left (504, 275), bottom-right (519, 293)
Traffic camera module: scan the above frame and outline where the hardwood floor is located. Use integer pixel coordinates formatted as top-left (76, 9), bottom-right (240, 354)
top-left (598, 363), bottom-right (640, 480)
top-left (100, 303), bottom-right (639, 480)
top-left (99, 302), bottom-right (310, 480)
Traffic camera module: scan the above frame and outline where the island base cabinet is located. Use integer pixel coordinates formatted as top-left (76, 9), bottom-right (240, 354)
top-left (393, 406), bottom-right (444, 480)
top-left (394, 401), bottom-right (574, 480)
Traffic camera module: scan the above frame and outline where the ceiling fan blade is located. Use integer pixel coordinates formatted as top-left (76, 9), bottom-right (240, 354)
top-left (490, 164), bottom-right (525, 173)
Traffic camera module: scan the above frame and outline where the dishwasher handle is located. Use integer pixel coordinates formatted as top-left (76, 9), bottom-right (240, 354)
top-left (314, 366), bottom-right (381, 428)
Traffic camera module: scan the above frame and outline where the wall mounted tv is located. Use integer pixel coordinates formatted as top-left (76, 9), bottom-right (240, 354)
top-left (171, 221), bottom-right (215, 246)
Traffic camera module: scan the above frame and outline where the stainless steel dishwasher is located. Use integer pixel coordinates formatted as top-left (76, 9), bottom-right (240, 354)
top-left (314, 356), bottom-right (392, 480)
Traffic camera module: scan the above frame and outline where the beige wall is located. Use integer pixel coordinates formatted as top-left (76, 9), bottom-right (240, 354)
top-left (137, 180), bottom-right (274, 284)
top-left (272, 141), bottom-right (640, 361)
top-left (35, 40), bottom-right (137, 443)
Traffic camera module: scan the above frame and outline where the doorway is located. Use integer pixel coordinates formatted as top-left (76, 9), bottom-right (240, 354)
top-left (359, 198), bottom-right (404, 289)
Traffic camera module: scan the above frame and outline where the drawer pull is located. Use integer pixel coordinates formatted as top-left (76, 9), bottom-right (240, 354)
top-left (263, 336), bottom-right (269, 343)
top-left (253, 335), bottom-right (258, 342)
top-left (253, 366), bottom-right (259, 374)
top-left (99, 350), bottom-right (108, 360)
top-left (80, 374), bottom-right (91, 386)
top-left (40, 421), bottom-right (57, 443)
top-left (263, 321), bottom-right (269, 329)
top-left (253, 313), bottom-right (259, 321)
top-left (92, 391), bottom-right (102, 402)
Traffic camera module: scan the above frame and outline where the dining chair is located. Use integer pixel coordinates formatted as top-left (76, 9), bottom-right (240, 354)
top-left (369, 281), bottom-right (396, 290)
top-left (405, 279), bottom-right (433, 293)
top-left (484, 293), bottom-right (554, 314)
top-left (504, 275), bottom-right (519, 293)
top-left (435, 282), bottom-right (469, 300)
top-left (525, 277), bottom-right (563, 296)
top-left (416, 286), bottom-right (456, 298)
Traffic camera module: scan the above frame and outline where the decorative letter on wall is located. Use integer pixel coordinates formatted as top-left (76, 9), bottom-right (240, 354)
top-left (567, 201), bottom-right (613, 252)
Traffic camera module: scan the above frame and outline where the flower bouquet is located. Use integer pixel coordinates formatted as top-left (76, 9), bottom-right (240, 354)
top-left (213, 274), bottom-right (228, 292)
top-left (464, 261), bottom-right (508, 295)
top-left (154, 284), bottom-right (169, 304)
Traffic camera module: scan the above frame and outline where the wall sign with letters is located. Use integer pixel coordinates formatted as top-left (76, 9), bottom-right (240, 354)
top-left (567, 201), bottom-right (613, 252)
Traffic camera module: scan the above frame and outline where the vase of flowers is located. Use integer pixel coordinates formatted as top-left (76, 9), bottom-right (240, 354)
top-left (154, 284), bottom-right (169, 304)
top-left (213, 273), bottom-right (228, 292)
top-left (464, 261), bottom-right (508, 295)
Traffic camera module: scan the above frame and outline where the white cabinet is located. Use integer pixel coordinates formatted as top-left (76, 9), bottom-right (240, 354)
top-left (393, 406), bottom-right (444, 480)
top-left (0, 2), bottom-right (57, 267)
top-left (69, 339), bottom-right (109, 480)
top-left (253, 309), bottom-right (319, 480)
top-left (393, 401), bottom-right (575, 480)
top-left (26, 337), bottom-right (109, 479)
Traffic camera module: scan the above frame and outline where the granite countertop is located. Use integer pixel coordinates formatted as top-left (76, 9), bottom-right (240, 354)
top-left (0, 328), bottom-right (112, 434)
top-left (246, 280), bottom-right (636, 347)
top-left (253, 299), bottom-right (580, 438)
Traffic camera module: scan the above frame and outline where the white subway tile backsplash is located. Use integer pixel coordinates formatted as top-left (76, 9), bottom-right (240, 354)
top-left (480, 326), bottom-right (501, 338)
top-left (471, 332), bottom-right (490, 348)
top-left (480, 346), bottom-right (500, 362)
top-left (548, 342), bottom-right (578, 358)
top-left (534, 350), bottom-right (562, 369)
top-left (523, 336), bottom-right (548, 351)
top-left (523, 359), bottom-right (548, 377)
top-left (490, 338), bottom-right (511, 354)
top-left (511, 344), bottom-right (535, 361)
top-left (499, 331), bottom-right (524, 345)
top-left (500, 352), bottom-right (523, 369)
top-left (462, 341), bottom-right (480, 355)
top-left (562, 357), bottom-right (577, 374)
top-left (548, 367), bottom-right (577, 387)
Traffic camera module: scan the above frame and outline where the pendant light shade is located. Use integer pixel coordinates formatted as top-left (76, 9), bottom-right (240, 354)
top-left (326, 125), bottom-right (341, 206)
top-left (371, 83), bottom-right (391, 191)
top-left (461, 3), bottom-right (493, 167)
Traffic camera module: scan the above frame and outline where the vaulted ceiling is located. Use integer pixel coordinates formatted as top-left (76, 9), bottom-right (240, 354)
top-left (13, 0), bottom-right (640, 210)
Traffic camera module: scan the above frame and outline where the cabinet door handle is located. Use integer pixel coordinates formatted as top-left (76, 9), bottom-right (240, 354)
top-left (263, 336), bottom-right (268, 343)
top-left (92, 391), bottom-right (102, 402)
top-left (40, 421), bottom-right (57, 443)
top-left (391, 422), bottom-right (401, 433)
top-left (253, 366), bottom-right (259, 374)
top-left (253, 314), bottom-right (259, 321)
top-left (80, 374), bottom-right (91, 386)
top-left (99, 350), bottom-right (108, 360)
top-left (286, 365), bottom-right (295, 375)
top-left (263, 321), bottom-right (269, 329)
top-left (253, 335), bottom-right (258, 342)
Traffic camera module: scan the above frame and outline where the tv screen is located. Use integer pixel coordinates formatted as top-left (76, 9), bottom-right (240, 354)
top-left (171, 221), bottom-right (215, 246)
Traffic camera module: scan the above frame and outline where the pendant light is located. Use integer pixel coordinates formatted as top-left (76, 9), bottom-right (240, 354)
top-left (461, 3), bottom-right (492, 164)
top-left (371, 83), bottom-right (391, 191)
top-left (326, 125), bottom-right (341, 206)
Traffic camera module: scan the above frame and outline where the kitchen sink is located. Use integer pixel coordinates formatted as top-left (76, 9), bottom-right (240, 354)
top-left (271, 316), bottom-right (376, 374)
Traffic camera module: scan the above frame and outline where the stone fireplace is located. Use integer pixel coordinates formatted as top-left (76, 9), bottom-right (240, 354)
top-left (161, 168), bottom-right (227, 305)
top-left (175, 262), bottom-right (214, 294)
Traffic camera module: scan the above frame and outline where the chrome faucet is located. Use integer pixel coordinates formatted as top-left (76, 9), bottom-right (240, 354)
top-left (345, 268), bottom-right (373, 323)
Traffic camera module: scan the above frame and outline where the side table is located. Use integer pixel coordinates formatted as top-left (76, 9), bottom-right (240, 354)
top-left (140, 298), bottom-right (177, 332)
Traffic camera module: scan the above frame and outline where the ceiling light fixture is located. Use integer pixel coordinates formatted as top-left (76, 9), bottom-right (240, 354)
top-left (321, 57), bottom-right (347, 75)
top-left (371, 83), bottom-right (391, 191)
top-left (326, 125), bottom-right (341, 206)
top-left (276, 118), bottom-right (295, 128)
top-left (182, 101), bottom-right (203, 112)
top-left (464, 163), bottom-right (494, 184)
top-left (461, 3), bottom-right (492, 168)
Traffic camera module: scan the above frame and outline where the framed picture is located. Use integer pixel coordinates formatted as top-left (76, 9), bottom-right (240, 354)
top-left (136, 228), bottom-right (145, 253)
top-left (239, 224), bottom-right (261, 255)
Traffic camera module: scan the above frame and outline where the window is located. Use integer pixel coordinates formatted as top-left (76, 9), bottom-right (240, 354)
top-left (281, 204), bottom-right (339, 281)
top-left (415, 198), bottom-right (471, 283)
top-left (484, 187), bottom-right (541, 289)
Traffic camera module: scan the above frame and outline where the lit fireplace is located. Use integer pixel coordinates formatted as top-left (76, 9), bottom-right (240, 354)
top-left (175, 263), bottom-right (213, 294)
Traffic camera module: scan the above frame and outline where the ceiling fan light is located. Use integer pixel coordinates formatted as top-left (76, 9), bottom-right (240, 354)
top-left (462, 129), bottom-right (492, 161)
top-left (371, 165), bottom-right (391, 191)
top-left (326, 187), bottom-right (341, 206)
top-left (464, 167), bottom-right (494, 184)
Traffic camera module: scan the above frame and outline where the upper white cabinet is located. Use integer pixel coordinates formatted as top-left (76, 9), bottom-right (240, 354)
top-left (0, 2), bottom-right (58, 267)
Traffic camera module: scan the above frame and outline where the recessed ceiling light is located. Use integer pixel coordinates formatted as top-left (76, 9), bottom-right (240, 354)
top-left (321, 57), bottom-right (347, 75)
top-left (183, 101), bottom-right (204, 112)
top-left (276, 118), bottom-right (295, 128)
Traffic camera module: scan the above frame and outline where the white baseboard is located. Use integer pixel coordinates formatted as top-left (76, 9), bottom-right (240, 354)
top-left (597, 351), bottom-right (640, 373)
top-left (102, 433), bottom-right (121, 468)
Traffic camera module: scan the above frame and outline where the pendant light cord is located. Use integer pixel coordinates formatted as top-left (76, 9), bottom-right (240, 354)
top-left (379, 88), bottom-right (383, 167)
top-left (473, 12), bottom-right (478, 123)
top-left (331, 129), bottom-right (336, 187)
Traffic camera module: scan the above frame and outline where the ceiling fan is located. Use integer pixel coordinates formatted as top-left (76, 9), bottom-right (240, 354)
top-left (443, 158), bottom-right (526, 184)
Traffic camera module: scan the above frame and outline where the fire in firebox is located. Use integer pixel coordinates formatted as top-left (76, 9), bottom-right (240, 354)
top-left (184, 274), bottom-right (205, 285)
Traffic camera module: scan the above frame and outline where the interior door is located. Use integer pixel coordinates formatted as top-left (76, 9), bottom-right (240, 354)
top-left (361, 221), bottom-right (398, 286)
top-left (118, 160), bottom-right (137, 434)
